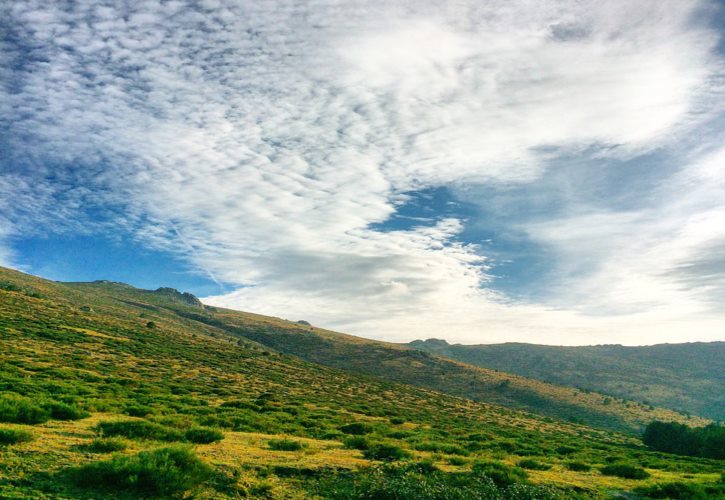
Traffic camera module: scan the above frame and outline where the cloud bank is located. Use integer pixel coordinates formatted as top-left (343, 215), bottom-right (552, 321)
top-left (1, 0), bottom-right (724, 344)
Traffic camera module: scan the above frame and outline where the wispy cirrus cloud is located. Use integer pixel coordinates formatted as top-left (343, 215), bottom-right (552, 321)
top-left (1, 0), bottom-right (723, 344)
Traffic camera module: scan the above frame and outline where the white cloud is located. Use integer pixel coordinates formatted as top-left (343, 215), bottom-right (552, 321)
top-left (1, 0), bottom-right (724, 344)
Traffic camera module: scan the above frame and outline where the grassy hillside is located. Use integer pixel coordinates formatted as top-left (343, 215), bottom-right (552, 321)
top-left (1, 266), bottom-right (723, 499)
top-left (408, 339), bottom-right (725, 421)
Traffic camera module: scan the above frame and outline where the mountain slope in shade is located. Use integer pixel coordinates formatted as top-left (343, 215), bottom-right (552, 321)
top-left (407, 339), bottom-right (725, 421)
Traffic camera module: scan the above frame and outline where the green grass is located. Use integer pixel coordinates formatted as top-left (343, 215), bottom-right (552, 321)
top-left (599, 463), bottom-right (650, 479)
top-left (0, 427), bottom-right (33, 446)
top-left (1, 266), bottom-right (723, 499)
top-left (267, 438), bottom-right (306, 451)
top-left (69, 446), bottom-right (212, 496)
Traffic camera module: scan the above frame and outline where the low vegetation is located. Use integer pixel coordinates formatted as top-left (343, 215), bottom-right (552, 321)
top-left (643, 420), bottom-right (725, 459)
top-left (0, 266), bottom-right (723, 499)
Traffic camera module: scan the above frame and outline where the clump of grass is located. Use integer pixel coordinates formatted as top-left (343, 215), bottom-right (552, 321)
top-left (0, 427), bottom-right (33, 446)
top-left (124, 405), bottom-right (153, 417)
top-left (185, 427), bottom-right (224, 444)
top-left (362, 443), bottom-right (410, 461)
top-left (389, 417), bottom-right (405, 425)
top-left (634, 481), bottom-right (710, 500)
top-left (268, 438), bottom-right (306, 451)
top-left (517, 459), bottom-right (552, 470)
top-left (44, 401), bottom-right (89, 421)
top-left (69, 446), bottom-right (212, 496)
top-left (343, 436), bottom-right (370, 450)
top-left (0, 394), bottom-right (49, 424)
top-left (565, 461), bottom-right (591, 472)
top-left (600, 463), bottom-right (650, 479)
top-left (96, 420), bottom-right (184, 442)
top-left (339, 422), bottom-right (372, 435)
top-left (471, 460), bottom-right (528, 488)
top-left (82, 437), bottom-right (128, 453)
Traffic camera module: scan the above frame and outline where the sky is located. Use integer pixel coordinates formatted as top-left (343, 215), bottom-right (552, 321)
top-left (1, 0), bottom-right (724, 346)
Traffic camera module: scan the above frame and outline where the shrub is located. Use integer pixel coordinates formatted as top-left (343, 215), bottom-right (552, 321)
top-left (185, 427), bottom-right (224, 444)
top-left (556, 445), bottom-right (577, 455)
top-left (389, 417), bottom-right (405, 425)
top-left (634, 482), bottom-right (709, 500)
top-left (517, 459), bottom-right (552, 470)
top-left (124, 405), bottom-right (153, 417)
top-left (471, 460), bottom-right (528, 487)
top-left (70, 446), bottom-right (212, 496)
top-left (44, 401), bottom-right (89, 421)
top-left (0, 394), bottom-right (49, 424)
top-left (600, 464), bottom-right (649, 479)
top-left (363, 443), bottom-right (411, 461)
top-left (83, 438), bottom-right (128, 453)
top-left (339, 422), bottom-right (372, 435)
top-left (343, 436), bottom-right (370, 450)
top-left (268, 438), bottom-right (305, 451)
top-left (565, 461), bottom-right (591, 472)
top-left (96, 420), bottom-right (184, 442)
top-left (0, 427), bottom-right (33, 446)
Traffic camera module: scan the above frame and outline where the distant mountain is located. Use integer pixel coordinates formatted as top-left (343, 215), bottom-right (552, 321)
top-left (408, 339), bottom-right (725, 421)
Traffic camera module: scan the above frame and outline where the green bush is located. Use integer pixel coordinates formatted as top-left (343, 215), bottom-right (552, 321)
top-left (0, 394), bottom-right (49, 424)
top-left (185, 427), bottom-right (224, 444)
top-left (471, 460), bottom-right (528, 487)
top-left (124, 405), bottom-right (153, 417)
top-left (0, 427), bottom-right (33, 446)
top-left (362, 443), bottom-right (411, 461)
top-left (70, 446), bottom-right (212, 496)
top-left (343, 436), bottom-right (370, 450)
top-left (600, 464), bottom-right (649, 479)
top-left (634, 482), bottom-right (710, 499)
top-left (389, 417), bottom-right (405, 425)
top-left (83, 437), bottom-right (128, 453)
top-left (268, 438), bottom-right (305, 451)
top-left (96, 420), bottom-right (184, 442)
top-left (339, 422), bottom-right (372, 435)
top-left (517, 459), bottom-right (552, 470)
top-left (565, 461), bottom-right (591, 472)
top-left (44, 401), bottom-right (89, 421)
top-left (556, 446), bottom-right (577, 455)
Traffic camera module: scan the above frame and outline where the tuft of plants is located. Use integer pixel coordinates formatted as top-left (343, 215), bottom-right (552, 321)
top-left (0, 427), bottom-right (33, 446)
top-left (565, 461), bottom-right (591, 472)
top-left (82, 437), bottom-right (128, 453)
top-left (69, 446), bottom-right (212, 496)
top-left (362, 443), bottom-right (411, 462)
top-left (634, 481), bottom-right (711, 500)
top-left (124, 405), bottom-right (153, 417)
top-left (0, 394), bottom-right (49, 424)
top-left (517, 459), bottom-right (552, 470)
top-left (339, 422), bottom-right (372, 435)
top-left (471, 460), bottom-right (528, 488)
top-left (185, 427), bottom-right (224, 444)
top-left (96, 420), bottom-right (184, 442)
top-left (268, 438), bottom-right (306, 451)
top-left (44, 401), bottom-right (89, 421)
top-left (343, 435), bottom-right (370, 450)
top-left (600, 463), bottom-right (650, 479)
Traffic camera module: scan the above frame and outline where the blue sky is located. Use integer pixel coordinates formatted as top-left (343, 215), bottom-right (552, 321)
top-left (1, 0), bottom-right (724, 345)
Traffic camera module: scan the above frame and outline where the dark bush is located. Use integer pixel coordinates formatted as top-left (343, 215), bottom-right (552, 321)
top-left (70, 446), bottom-right (212, 496)
top-left (565, 461), bottom-right (591, 472)
top-left (600, 464), bottom-right (649, 479)
top-left (0, 427), bottom-right (33, 446)
top-left (0, 394), bottom-right (49, 424)
top-left (363, 443), bottom-right (411, 461)
top-left (268, 438), bottom-right (305, 451)
top-left (471, 460), bottom-right (528, 487)
top-left (339, 422), bottom-right (372, 435)
top-left (556, 446), bottom-right (578, 455)
top-left (96, 420), bottom-right (184, 442)
top-left (643, 421), bottom-right (725, 460)
top-left (83, 438), bottom-right (128, 453)
top-left (634, 482), bottom-right (709, 500)
top-left (390, 417), bottom-right (405, 425)
top-left (44, 401), bottom-right (89, 421)
top-left (185, 427), bottom-right (224, 444)
top-left (517, 459), bottom-right (551, 470)
top-left (124, 405), bottom-right (153, 417)
top-left (343, 436), bottom-right (370, 450)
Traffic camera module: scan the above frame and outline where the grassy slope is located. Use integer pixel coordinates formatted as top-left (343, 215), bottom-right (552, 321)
top-left (0, 266), bottom-right (722, 499)
top-left (159, 300), bottom-right (705, 435)
top-left (407, 339), bottom-right (725, 421)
